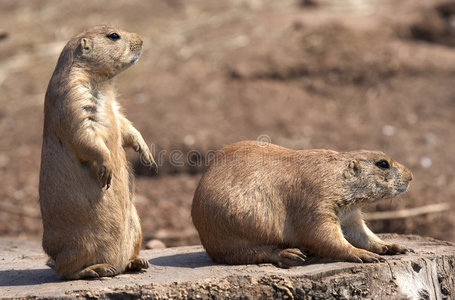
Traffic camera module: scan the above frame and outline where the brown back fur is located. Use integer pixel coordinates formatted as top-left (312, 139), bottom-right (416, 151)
top-left (192, 141), bottom-right (413, 265)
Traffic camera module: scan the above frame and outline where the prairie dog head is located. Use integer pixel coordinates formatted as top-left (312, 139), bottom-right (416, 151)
top-left (74, 25), bottom-right (143, 78)
top-left (342, 151), bottom-right (413, 204)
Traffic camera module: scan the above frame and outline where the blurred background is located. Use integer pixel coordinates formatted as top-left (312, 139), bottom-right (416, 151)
top-left (0, 0), bottom-right (454, 247)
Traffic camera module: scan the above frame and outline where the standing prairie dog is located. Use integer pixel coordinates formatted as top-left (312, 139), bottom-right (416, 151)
top-left (39, 26), bottom-right (156, 280)
top-left (192, 141), bottom-right (413, 267)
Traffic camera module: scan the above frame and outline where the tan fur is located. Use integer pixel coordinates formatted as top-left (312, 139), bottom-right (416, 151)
top-left (39, 26), bottom-right (156, 280)
top-left (191, 141), bottom-right (413, 267)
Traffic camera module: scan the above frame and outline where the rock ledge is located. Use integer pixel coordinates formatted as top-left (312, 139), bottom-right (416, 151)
top-left (0, 234), bottom-right (454, 299)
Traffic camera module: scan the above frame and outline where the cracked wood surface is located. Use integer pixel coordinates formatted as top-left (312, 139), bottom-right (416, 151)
top-left (0, 234), bottom-right (454, 299)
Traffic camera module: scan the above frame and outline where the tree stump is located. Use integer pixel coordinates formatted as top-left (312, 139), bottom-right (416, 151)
top-left (0, 234), bottom-right (454, 299)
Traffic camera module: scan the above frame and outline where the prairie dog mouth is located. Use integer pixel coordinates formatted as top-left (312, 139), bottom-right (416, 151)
top-left (129, 51), bottom-right (142, 64)
top-left (394, 183), bottom-right (409, 197)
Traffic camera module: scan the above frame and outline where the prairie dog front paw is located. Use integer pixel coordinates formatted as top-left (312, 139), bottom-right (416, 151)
top-left (382, 242), bottom-right (412, 255)
top-left (140, 150), bottom-right (157, 172)
top-left (97, 162), bottom-right (113, 189)
top-left (347, 248), bottom-right (385, 263)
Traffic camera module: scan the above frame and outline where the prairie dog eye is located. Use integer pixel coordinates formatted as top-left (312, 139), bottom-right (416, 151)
top-left (107, 33), bottom-right (120, 40)
top-left (375, 160), bottom-right (390, 169)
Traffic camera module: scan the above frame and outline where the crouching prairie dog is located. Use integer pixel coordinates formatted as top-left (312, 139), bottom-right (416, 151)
top-left (191, 141), bottom-right (413, 267)
top-left (39, 26), bottom-right (156, 280)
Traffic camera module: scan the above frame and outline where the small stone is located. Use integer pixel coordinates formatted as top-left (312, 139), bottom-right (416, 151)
top-left (183, 135), bottom-right (196, 146)
top-left (146, 239), bottom-right (166, 249)
top-left (420, 156), bottom-right (432, 169)
top-left (382, 125), bottom-right (396, 137)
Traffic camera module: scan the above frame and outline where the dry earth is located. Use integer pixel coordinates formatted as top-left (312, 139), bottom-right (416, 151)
top-left (0, 0), bottom-right (454, 247)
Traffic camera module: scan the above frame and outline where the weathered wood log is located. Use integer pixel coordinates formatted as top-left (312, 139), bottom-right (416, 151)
top-left (0, 234), bottom-right (454, 299)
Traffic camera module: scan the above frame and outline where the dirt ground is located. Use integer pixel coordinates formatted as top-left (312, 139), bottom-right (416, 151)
top-left (0, 0), bottom-right (454, 246)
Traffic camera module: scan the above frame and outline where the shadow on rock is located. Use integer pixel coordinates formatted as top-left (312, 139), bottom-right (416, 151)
top-left (0, 268), bottom-right (60, 286)
top-left (149, 250), bottom-right (214, 268)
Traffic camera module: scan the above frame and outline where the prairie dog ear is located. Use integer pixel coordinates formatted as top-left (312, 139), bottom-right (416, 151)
top-left (344, 159), bottom-right (361, 178)
top-left (80, 38), bottom-right (93, 55)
